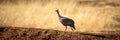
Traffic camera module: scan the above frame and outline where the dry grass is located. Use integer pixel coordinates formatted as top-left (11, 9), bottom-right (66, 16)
top-left (0, 0), bottom-right (120, 33)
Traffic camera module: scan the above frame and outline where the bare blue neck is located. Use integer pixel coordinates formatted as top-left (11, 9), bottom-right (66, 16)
top-left (56, 10), bottom-right (61, 18)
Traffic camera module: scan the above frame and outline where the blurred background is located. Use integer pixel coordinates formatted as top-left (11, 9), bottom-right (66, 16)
top-left (0, 0), bottom-right (120, 33)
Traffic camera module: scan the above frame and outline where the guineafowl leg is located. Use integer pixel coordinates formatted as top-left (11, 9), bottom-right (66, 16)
top-left (71, 27), bottom-right (73, 31)
top-left (65, 26), bottom-right (67, 31)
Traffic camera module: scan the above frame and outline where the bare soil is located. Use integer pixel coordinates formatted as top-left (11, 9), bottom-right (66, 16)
top-left (0, 26), bottom-right (120, 40)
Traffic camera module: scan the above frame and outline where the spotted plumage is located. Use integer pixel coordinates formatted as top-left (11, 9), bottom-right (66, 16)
top-left (55, 9), bottom-right (75, 31)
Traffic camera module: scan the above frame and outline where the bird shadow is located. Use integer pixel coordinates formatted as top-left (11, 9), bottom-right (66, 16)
top-left (79, 32), bottom-right (106, 38)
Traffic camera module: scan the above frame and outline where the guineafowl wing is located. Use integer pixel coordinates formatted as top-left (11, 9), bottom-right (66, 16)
top-left (61, 18), bottom-right (75, 25)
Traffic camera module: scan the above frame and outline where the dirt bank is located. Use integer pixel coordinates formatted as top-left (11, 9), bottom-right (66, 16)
top-left (0, 26), bottom-right (120, 40)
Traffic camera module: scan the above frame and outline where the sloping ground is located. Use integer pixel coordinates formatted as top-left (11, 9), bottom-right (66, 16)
top-left (0, 26), bottom-right (120, 40)
top-left (0, 0), bottom-right (120, 33)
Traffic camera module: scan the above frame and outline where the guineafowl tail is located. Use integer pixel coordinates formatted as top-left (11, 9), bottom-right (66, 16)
top-left (73, 26), bottom-right (76, 30)
top-left (71, 25), bottom-right (76, 30)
